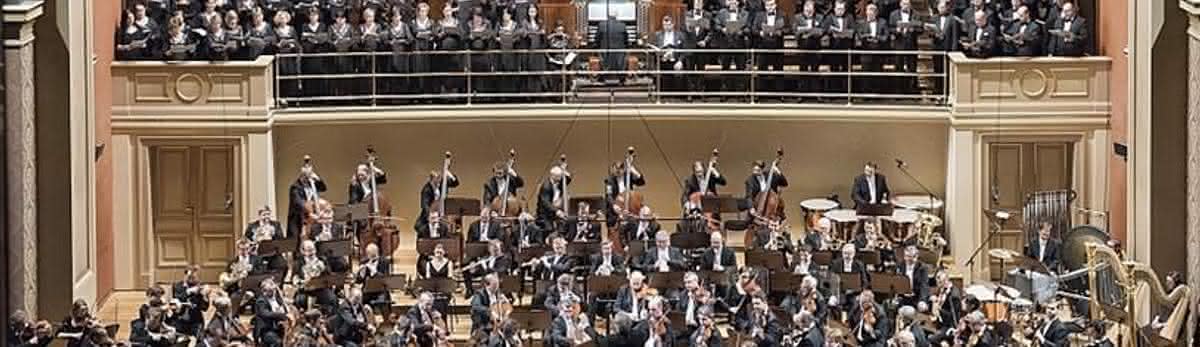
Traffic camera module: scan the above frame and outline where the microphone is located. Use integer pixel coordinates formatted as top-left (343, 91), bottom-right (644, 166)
top-left (894, 158), bottom-right (907, 168)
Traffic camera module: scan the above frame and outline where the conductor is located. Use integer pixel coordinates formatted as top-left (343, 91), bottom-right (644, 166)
top-left (596, 9), bottom-right (628, 82)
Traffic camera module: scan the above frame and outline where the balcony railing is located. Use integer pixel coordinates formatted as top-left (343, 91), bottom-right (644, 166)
top-left (271, 48), bottom-right (950, 106)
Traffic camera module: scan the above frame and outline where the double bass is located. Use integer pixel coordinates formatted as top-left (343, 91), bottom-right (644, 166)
top-left (489, 149), bottom-right (523, 218)
top-left (611, 147), bottom-right (644, 250)
top-left (746, 149), bottom-right (785, 247)
top-left (302, 155), bottom-right (322, 227)
top-left (686, 149), bottom-right (721, 231)
top-left (428, 152), bottom-right (461, 231)
top-left (361, 146), bottom-right (400, 256)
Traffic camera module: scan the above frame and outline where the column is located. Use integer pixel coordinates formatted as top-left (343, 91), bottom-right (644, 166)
top-left (3, 0), bottom-right (42, 316)
top-left (1180, 0), bottom-right (1200, 342)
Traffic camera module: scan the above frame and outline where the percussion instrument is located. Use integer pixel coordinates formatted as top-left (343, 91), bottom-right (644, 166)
top-left (825, 209), bottom-right (860, 242)
top-left (880, 209), bottom-right (919, 243)
top-left (799, 198), bottom-right (838, 230)
top-left (980, 301), bottom-right (1009, 322)
top-left (1022, 190), bottom-right (1075, 241)
top-left (892, 194), bottom-right (944, 212)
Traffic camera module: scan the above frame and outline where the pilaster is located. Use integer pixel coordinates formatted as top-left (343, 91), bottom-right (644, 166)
top-left (1178, 0), bottom-right (1200, 343)
top-left (3, 0), bottom-right (42, 316)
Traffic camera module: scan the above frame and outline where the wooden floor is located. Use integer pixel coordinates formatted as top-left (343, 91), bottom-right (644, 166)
top-left (97, 228), bottom-right (754, 343)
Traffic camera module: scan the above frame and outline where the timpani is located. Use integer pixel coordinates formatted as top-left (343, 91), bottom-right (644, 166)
top-left (881, 209), bottom-right (920, 243)
top-left (825, 209), bottom-right (861, 243)
top-left (799, 198), bottom-right (839, 230)
top-left (892, 194), bottom-right (944, 214)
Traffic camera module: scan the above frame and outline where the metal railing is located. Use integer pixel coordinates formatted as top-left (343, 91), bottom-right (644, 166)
top-left (272, 48), bottom-right (950, 106)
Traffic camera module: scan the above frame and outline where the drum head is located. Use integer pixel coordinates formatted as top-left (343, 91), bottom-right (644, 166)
top-left (885, 209), bottom-right (920, 223)
top-left (893, 194), bottom-right (944, 210)
top-left (1061, 225), bottom-right (1108, 271)
top-left (800, 198), bottom-right (838, 211)
top-left (825, 209), bottom-right (859, 222)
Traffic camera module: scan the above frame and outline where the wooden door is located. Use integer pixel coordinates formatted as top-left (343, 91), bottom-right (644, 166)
top-left (985, 141), bottom-right (1073, 279)
top-left (151, 143), bottom-right (238, 283)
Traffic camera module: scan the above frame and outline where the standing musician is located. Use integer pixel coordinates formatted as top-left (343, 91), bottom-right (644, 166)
top-left (591, 240), bottom-right (628, 276)
top-left (689, 306), bottom-right (723, 347)
top-left (632, 295), bottom-right (674, 346)
top-left (417, 243), bottom-right (454, 279)
top-left (961, 9), bottom-right (997, 58)
top-left (699, 231), bottom-right (737, 272)
top-left (294, 240), bottom-right (336, 312)
top-left (604, 157), bottom-right (646, 227)
top-left (714, 0), bottom-right (749, 94)
top-left (615, 271), bottom-right (651, 322)
top-left (1023, 222), bottom-right (1062, 271)
top-left (639, 231), bottom-right (688, 273)
top-left (349, 162), bottom-right (389, 206)
top-left (171, 265), bottom-right (210, 337)
top-left (930, 0), bottom-right (960, 93)
top-left (682, 0), bottom-right (712, 96)
top-left (734, 294), bottom-right (783, 346)
top-left (683, 158), bottom-right (726, 207)
top-left (288, 157), bottom-right (327, 237)
top-left (564, 201), bottom-right (602, 243)
top-left (483, 160), bottom-right (525, 209)
top-left (536, 164), bottom-right (572, 231)
top-left (849, 290), bottom-right (889, 347)
top-left (854, 3), bottom-right (889, 95)
top-left (782, 311), bottom-right (824, 347)
top-left (204, 296), bottom-right (250, 345)
top-left (251, 278), bottom-right (289, 347)
top-left (524, 236), bottom-right (574, 280)
top-left (469, 274), bottom-right (513, 335)
top-left (823, 0), bottom-right (856, 93)
top-left (851, 162), bottom-right (890, 207)
top-left (621, 206), bottom-right (662, 246)
top-left (745, 160), bottom-right (788, 207)
top-left (1000, 5), bottom-right (1040, 56)
top-left (754, 0), bottom-right (787, 94)
top-left (469, 208), bottom-right (503, 243)
top-left (418, 166), bottom-right (459, 233)
top-left (793, 0), bottom-right (823, 94)
top-left (408, 292), bottom-right (448, 347)
top-left (1045, 2), bottom-right (1087, 57)
top-left (547, 296), bottom-right (597, 347)
top-left (895, 245), bottom-right (930, 310)
top-left (356, 243), bottom-right (393, 306)
top-left (330, 288), bottom-right (375, 347)
top-left (889, 0), bottom-right (919, 92)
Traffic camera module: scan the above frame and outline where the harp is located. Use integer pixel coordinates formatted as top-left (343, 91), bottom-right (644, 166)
top-left (1085, 243), bottom-right (1190, 346)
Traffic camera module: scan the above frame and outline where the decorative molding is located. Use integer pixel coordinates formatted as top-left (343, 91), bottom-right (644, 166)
top-left (949, 53), bottom-right (1112, 118)
top-left (1, 0), bottom-right (41, 49)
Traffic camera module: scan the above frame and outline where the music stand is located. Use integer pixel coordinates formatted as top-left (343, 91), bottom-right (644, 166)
top-left (698, 270), bottom-right (732, 287)
top-left (769, 272), bottom-right (804, 294)
top-left (233, 271), bottom-right (285, 308)
top-left (417, 239), bottom-right (463, 262)
top-left (317, 238), bottom-right (353, 258)
top-left (258, 238), bottom-right (298, 256)
top-left (304, 273), bottom-right (348, 291)
top-left (812, 251), bottom-right (835, 265)
top-left (836, 273), bottom-right (864, 294)
top-left (745, 250), bottom-right (787, 272)
top-left (411, 278), bottom-right (457, 296)
top-left (667, 311), bottom-right (688, 331)
top-left (703, 195), bottom-right (742, 214)
top-left (517, 246), bottom-right (548, 264)
top-left (856, 203), bottom-right (894, 217)
top-left (443, 197), bottom-right (482, 217)
top-left (587, 275), bottom-right (625, 297)
top-left (500, 275), bottom-right (522, 298)
top-left (570, 196), bottom-right (606, 211)
top-left (625, 241), bottom-right (647, 261)
top-left (333, 204), bottom-right (354, 223)
top-left (568, 242), bottom-right (601, 257)
top-left (671, 232), bottom-right (709, 250)
top-left (364, 274), bottom-right (408, 294)
top-left (869, 273), bottom-right (913, 297)
top-left (859, 250), bottom-right (881, 266)
top-left (648, 272), bottom-right (685, 291)
top-left (464, 242), bottom-right (490, 260)
top-left (510, 308), bottom-right (551, 332)
top-left (347, 203), bottom-right (371, 222)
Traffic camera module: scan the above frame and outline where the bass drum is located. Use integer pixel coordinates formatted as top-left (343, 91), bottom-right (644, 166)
top-left (1060, 225), bottom-right (1109, 272)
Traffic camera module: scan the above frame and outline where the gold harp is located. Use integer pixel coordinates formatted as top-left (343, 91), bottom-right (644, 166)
top-left (1086, 243), bottom-right (1191, 346)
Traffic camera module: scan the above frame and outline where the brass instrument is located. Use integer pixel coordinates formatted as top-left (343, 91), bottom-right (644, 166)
top-left (913, 213), bottom-right (945, 250)
top-left (1086, 242), bottom-right (1191, 346)
top-left (567, 311), bottom-right (594, 345)
top-left (220, 257), bottom-right (253, 288)
top-left (595, 260), bottom-right (616, 276)
top-left (299, 257), bottom-right (327, 289)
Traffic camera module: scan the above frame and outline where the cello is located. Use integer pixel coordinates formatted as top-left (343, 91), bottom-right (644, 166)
top-left (610, 147), bottom-right (643, 250)
top-left (489, 149), bottom-right (523, 218)
top-left (686, 149), bottom-right (721, 232)
top-left (746, 149), bottom-right (785, 247)
top-left (361, 146), bottom-right (399, 256)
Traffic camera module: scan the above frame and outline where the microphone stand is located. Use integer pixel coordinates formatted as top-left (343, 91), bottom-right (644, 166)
top-left (964, 212), bottom-right (1008, 269)
top-left (895, 162), bottom-right (941, 212)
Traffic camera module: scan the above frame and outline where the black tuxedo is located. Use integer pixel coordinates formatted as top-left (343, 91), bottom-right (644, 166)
top-left (1046, 15), bottom-right (1087, 57)
top-left (620, 219), bottom-right (662, 244)
top-left (356, 256), bottom-right (393, 305)
top-left (831, 257), bottom-right (871, 290)
top-left (1002, 19), bottom-right (1042, 56)
top-left (639, 246), bottom-right (688, 272)
top-left (733, 311), bottom-right (783, 347)
top-left (962, 22), bottom-right (998, 58)
top-left (287, 177), bottom-right (327, 235)
top-left (243, 220), bottom-right (285, 240)
top-left (535, 176), bottom-right (572, 225)
top-left (932, 286), bottom-right (963, 330)
top-left (483, 174), bottom-right (525, 205)
top-left (744, 173), bottom-right (788, 202)
top-left (171, 281), bottom-right (210, 336)
top-left (698, 246), bottom-right (737, 271)
top-left (467, 254), bottom-right (513, 277)
top-left (538, 284), bottom-right (581, 316)
top-left (546, 315), bottom-right (597, 347)
top-left (251, 295), bottom-right (289, 347)
top-left (330, 300), bottom-right (371, 345)
top-left (470, 290), bottom-right (512, 334)
top-left (781, 290), bottom-right (827, 321)
top-left (896, 261), bottom-right (930, 306)
top-left (681, 173), bottom-right (727, 203)
top-left (405, 306), bottom-right (440, 347)
top-left (417, 176), bottom-right (459, 229)
top-left (630, 318), bottom-right (677, 347)
top-left (589, 253), bottom-right (627, 275)
top-left (848, 303), bottom-right (891, 347)
top-left (509, 222), bottom-right (545, 249)
top-left (468, 219), bottom-right (503, 243)
top-left (753, 230), bottom-right (795, 254)
top-left (1024, 237), bottom-right (1062, 271)
top-left (415, 220), bottom-right (452, 239)
top-left (851, 173), bottom-right (891, 207)
top-left (604, 174), bottom-right (646, 202)
top-left (614, 285), bottom-right (647, 318)
top-left (348, 173), bottom-right (388, 205)
top-left (564, 217), bottom-right (602, 242)
top-left (535, 253), bottom-right (575, 280)
top-left (931, 14), bottom-right (962, 51)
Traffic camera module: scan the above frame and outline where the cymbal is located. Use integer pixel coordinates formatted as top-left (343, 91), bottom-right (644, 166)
top-left (988, 248), bottom-right (1019, 261)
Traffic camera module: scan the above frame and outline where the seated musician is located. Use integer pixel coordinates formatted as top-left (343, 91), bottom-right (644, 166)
top-left (418, 169), bottom-right (459, 232)
top-left (244, 205), bottom-right (285, 241)
top-left (464, 240), bottom-right (513, 292)
top-left (407, 292), bottom-right (446, 347)
top-left (801, 217), bottom-right (828, 251)
top-left (58, 300), bottom-right (100, 347)
top-left (725, 268), bottom-right (764, 315)
top-left (674, 272), bottom-right (716, 332)
top-left (1083, 320), bottom-right (1114, 347)
top-left (851, 162), bottom-right (890, 208)
top-left (896, 245), bottom-right (930, 310)
top-left (222, 239), bottom-right (266, 296)
top-left (849, 290), bottom-right (890, 347)
top-left (469, 274), bottom-right (512, 336)
top-left (590, 240), bottom-right (627, 276)
top-left (295, 240), bottom-right (337, 312)
top-left (781, 275), bottom-right (827, 321)
top-left (894, 306), bottom-right (930, 347)
top-left (536, 164), bottom-right (572, 230)
top-left (564, 201), bottom-right (602, 243)
top-left (130, 306), bottom-right (189, 347)
top-left (348, 162), bottom-right (388, 205)
top-left (614, 271), bottom-right (651, 322)
top-left (604, 160), bottom-right (646, 227)
top-left (1031, 299), bottom-right (1084, 347)
top-left (1023, 222), bottom-right (1062, 272)
top-left (632, 295), bottom-right (675, 346)
top-left (204, 296), bottom-right (250, 345)
top-left (639, 231), bottom-right (688, 272)
top-left (888, 331), bottom-right (917, 347)
top-left (483, 161), bottom-right (525, 207)
top-left (540, 274), bottom-right (583, 318)
top-left (525, 236), bottom-right (574, 280)
top-left (953, 311), bottom-right (996, 347)
top-left (416, 210), bottom-right (452, 239)
top-left (791, 244), bottom-right (816, 276)
top-left (306, 202), bottom-right (344, 242)
top-left (620, 206), bottom-right (661, 246)
top-left (784, 310), bottom-right (824, 347)
top-left (10, 313), bottom-right (52, 347)
top-left (745, 160), bottom-right (788, 209)
top-left (171, 265), bottom-right (210, 337)
top-left (417, 243), bottom-right (454, 279)
top-left (251, 278), bottom-right (288, 347)
top-left (510, 211), bottom-right (545, 250)
top-left (547, 296), bottom-right (597, 347)
top-left (734, 294), bottom-right (783, 345)
top-left (241, 211), bottom-right (284, 272)
top-left (468, 208), bottom-right (502, 243)
top-left (356, 243), bottom-right (393, 306)
top-left (689, 306), bottom-right (723, 346)
top-left (753, 220), bottom-right (794, 254)
top-left (928, 270), bottom-right (962, 332)
top-left (699, 231), bottom-right (737, 272)
top-left (831, 243), bottom-right (871, 302)
top-left (330, 288), bottom-right (374, 347)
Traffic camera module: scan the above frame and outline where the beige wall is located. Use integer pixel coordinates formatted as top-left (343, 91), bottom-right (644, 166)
top-left (272, 120), bottom-right (950, 222)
